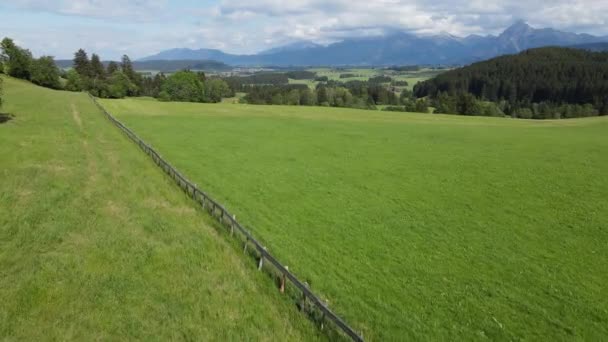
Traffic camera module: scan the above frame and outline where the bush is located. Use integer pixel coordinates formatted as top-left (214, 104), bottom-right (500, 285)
top-left (382, 106), bottom-right (407, 112)
top-left (158, 91), bottom-right (171, 102)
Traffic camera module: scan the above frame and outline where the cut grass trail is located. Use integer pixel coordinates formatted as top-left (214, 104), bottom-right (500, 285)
top-left (0, 77), bottom-right (324, 340)
top-left (101, 98), bottom-right (608, 341)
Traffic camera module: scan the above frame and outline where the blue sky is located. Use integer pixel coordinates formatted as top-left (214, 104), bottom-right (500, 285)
top-left (1, 0), bottom-right (607, 60)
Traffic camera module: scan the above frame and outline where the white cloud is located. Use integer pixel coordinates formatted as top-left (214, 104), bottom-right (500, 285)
top-left (7, 0), bottom-right (170, 21)
top-left (1, 0), bottom-right (607, 58)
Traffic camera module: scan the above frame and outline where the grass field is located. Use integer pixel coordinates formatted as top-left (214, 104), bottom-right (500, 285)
top-left (302, 67), bottom-right (444, 90)
top-left (100, 97), bottom-right (608, 340)
top-left (0, 77), bottom-right (324, 340)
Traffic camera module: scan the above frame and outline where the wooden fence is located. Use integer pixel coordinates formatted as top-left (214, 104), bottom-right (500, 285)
top-left (88, 94), bottom-right (364, 342)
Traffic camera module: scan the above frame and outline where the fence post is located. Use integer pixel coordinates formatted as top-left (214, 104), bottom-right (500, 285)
top-left (243, 237), bottom-right (249, 253)
top-left (231, 215), bottom-right (236, 236)
top-left (280, 266), bottom-right (288, 293)
top-left (300, 282), bottom-right (309, 312)
top-left (258, 247), bottom-right (266, 270)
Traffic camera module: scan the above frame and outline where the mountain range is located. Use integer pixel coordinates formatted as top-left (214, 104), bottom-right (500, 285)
top-left (140, 21), bottom-right (608, 66)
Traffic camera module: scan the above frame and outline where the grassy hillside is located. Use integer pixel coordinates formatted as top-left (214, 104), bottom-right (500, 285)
top-left (0, 77), bottom-right (322, 340)
top-left (101, 98), bottom-right (608, 340)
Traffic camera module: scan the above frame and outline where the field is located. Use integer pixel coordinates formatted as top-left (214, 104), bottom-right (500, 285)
top-left (301, 67), bottom-right (445, 90)
top-left (100, 97), bottom-right (608, 340)
top-left (0, 77), bottom-right (323, 340)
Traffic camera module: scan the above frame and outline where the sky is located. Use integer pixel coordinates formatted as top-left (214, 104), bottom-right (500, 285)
top-left (1, 0), bottom-right (607, 60)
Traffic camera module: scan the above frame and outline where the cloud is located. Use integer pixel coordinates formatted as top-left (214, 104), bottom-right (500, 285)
top-left (7, 0), bottom-right (170, 21)
top-left (1, 0), bottom-right (607, 59)
top-left (216, 0), bottom-right (608, 39)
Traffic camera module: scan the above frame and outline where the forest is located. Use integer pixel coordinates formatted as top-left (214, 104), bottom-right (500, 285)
top-left (414, 47), bottom-right (608, 119)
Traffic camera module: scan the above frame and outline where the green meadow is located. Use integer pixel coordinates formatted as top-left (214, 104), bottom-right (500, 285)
top-left (0, 77), bottom-right (323, 340)
top-left (288, 68), bottom-right (443, 90)
top-left (100, 97), bottom-right (608, 341)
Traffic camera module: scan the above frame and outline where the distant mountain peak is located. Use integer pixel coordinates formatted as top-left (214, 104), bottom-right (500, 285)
top-left (139, 22), bottom-right (606, 66)
top-left (501, 21), bottom-right (534, 38)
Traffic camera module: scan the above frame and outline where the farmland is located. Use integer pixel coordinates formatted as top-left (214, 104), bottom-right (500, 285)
top-left (100, 97), bottom-right (608, 340)
top-left (287, 67), bottom-right (444, 90)
top-left (0, 77), bottom-right (322, 340)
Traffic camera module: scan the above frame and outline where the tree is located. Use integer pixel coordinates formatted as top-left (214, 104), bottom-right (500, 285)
top-left (65, 69), bottom-right (83, 92)
top-left (414, 98), bottom-right (429, 113)
top-left (160, 71), bottom-right (204, 102)
top-left (107, 61), bottom-right (119, 74)
top-left (73, 49), bottom-right (91, 78)
top-left (89, 54), bottom-right (107, 96)
top-left (286, 89), bottom-right (301, 105)
top-left (107, 70), bottom-right (136, 98)
top-left (0, 77), bottom-right (3, 109)
top-left (271, 93), bottom-right (284, 105)
top-left (1, 38), bottom-right (33, 79)
top-left (300, 89), bottom-right (317, 106)
top-left (433, 92), bottom-right (456, 114)
top-left (204, 78), bottom-right (231, 103)
top-left (121, 55), bottom-right (141, 96)
top-left (90, 54), bottom-right (105, 80)
top-left (317, 86), bottom-right (328, 105)
top-left (31, 56), bottom-right (61, 89)
top-left (456, 93), bottom-right (483, 116)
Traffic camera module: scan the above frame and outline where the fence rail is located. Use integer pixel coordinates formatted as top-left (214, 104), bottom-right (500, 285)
top-left (88, 94), bottom-right (364, 342)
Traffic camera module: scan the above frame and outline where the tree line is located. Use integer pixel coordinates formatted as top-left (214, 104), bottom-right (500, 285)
top-left (0, 37), bottom-right (232, 103)
top-left (238, 80), bottom-right (429, 113)
top-left (414, 47), bottom-right (608, 119)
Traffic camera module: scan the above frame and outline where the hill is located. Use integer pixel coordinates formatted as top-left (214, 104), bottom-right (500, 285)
top-left (414, 47), bottom-right (608, 117)
top-left (0, 76), bottom-right (318, 340)
top-left (571, 42), bottom-right (608, 52)
top-left (139, 22), bottom-right (608, 66)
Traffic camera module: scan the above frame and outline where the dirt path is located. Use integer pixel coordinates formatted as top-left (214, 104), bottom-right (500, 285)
top-left (71, 103), bottom-right (83, 130)
top-left (72, 102), bottom-right (98, 197)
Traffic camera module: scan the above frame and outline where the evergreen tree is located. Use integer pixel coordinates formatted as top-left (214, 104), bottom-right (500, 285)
top-left (73, 49), bottom-right (91, 78)
top-left (107, 61), bottom-right (119, 75)
top-left (90, 54), bottom-right (105, 80)
top-left (89, 53), bottom-right (107, 96)
top-left (121, 55), bottom-right (140, 96)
